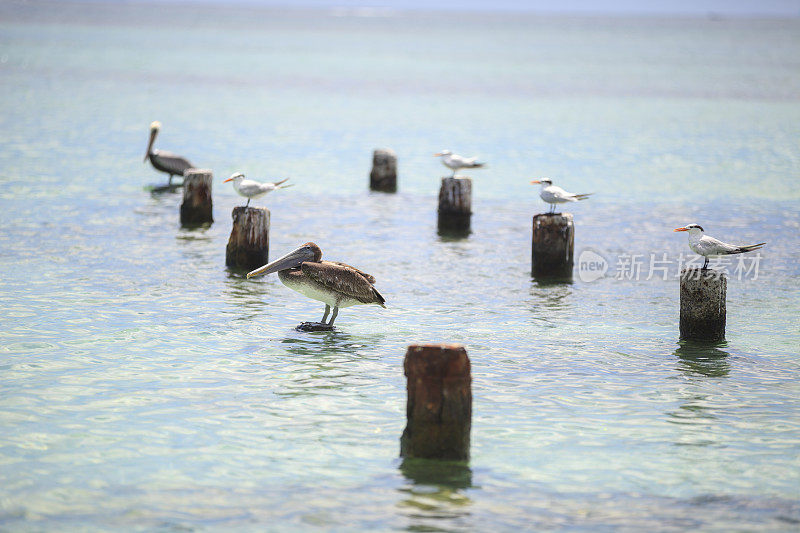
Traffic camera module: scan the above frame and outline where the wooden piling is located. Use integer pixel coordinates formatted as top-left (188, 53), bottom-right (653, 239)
top-left (680, 268), bottom-right (726, 342)
top-left (369, 148), bottom-right (397, 192)
top-left (180, 169), bottom-right (213, 226)
top-left (226, 206), bottom-right (270, 271)
top-left (400, 344), bottom-right (471, 461)
top-left (531, 213), bottom-right (574, 279)
top-left (438, 177), bottom-right (472, 234)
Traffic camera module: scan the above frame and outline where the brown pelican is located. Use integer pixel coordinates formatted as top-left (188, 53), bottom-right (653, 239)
top-left (674, 224), bottom-right (766, 270)
top-left (247, 242), bottom-right (385, 329)
top-left (144, 121), bottom-right (194, 186)
top-left (223, 173), bottom-right (294, 207)
top-left (434, 150), bottom-right (485, 177)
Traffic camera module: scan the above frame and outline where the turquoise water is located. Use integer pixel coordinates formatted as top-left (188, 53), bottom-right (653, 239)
top-left (1, 2), bottom-right (800, 530)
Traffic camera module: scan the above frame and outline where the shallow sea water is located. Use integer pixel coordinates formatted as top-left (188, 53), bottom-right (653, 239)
top-left (1, 2), bottom-right (799, 531)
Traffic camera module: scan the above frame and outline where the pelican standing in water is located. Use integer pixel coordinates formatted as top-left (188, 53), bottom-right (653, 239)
top-left (674, 224), bottom-right (766, 270)
top-left (531, 178), bottom-right (592, 213)
top-left (247, 242), bottom-right (386, 329)
top-left (434, 150), bottom-right (485, 177)
top-left (144, 121), bottom-right (194, 186)
top-left (223, 173), bottom-right (293, 207)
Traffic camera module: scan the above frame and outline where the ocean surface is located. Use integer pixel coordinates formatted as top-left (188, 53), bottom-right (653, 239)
top-left (1, 1), bottom-right (799, 531)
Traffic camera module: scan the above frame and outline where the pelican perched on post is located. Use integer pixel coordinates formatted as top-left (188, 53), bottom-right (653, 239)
top-left (223, 173), bottom-right (293, 207)
top-left (144, 121), bottom-right (194, 186)
top-left (434, 150), bottom-right (485, 177)
top-left (531, 178), bottom-right (592, 213)
top-left (674, 224), bottom-right (766, 270)
top-left (247, 242), bottom-right (386, 330)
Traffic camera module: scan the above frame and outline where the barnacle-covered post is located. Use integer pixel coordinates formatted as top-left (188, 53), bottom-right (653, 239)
top-left (438, 177), bottom-right (472, 235)
top-left (680, 268), bottom-right (726, 341)
top-left (531, 213), bottom-right (574, 279)
top-left (180, 169), bottom-right (213, 226)
top-left (369, 148), bottom-right (397, 192)
top-left (226, 207), bottom-right (270, 271)
top-left (400, 344), bottom-right (472, 460)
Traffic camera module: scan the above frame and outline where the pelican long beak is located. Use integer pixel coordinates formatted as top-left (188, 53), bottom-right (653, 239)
top-left (144, 128), bottom-right (157, 162)
top-left (674, 227), bottom-right (689, 232)
top-left (246, 246), bottom-right (313, 279)
top-left (530, 179), bottom-right (542, 184)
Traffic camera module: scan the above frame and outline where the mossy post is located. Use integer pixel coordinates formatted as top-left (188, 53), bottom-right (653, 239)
top-left (438, 177), bottom-right (472, 234)
top-left (226, 206), bottom-right (270, 271)
top-left (369, 148), bottom-right (397, 192)
top-left (400, 344), bottom-right (471, 460)
top-left (180, 169), bottom-right (213, 226)
top-left (531, 213), bottom-right (574, 279)
top-left (680, 268), bottom-right (726, 341)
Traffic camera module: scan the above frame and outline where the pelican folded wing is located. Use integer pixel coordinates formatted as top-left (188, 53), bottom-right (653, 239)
top-left (327, 261), bottom-right (377, 284)
top-left (301, 261), bottom-right (385, 307)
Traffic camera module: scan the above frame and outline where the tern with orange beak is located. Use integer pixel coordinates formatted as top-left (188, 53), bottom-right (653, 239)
top-left (144, 121), bottom-right (194, 186)
top-left (224, 173), bottom-right (293, 207)
top-left (247, 242), bottom-right (386, 330)
top-left (434, 150), bottom-right (485, 177)
top-left (531, 178), bottom-right (592, 213)
top-left (674, 223), bottom-right (766, 270)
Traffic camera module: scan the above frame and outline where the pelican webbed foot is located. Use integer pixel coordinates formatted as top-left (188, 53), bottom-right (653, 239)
top-left (296, 322), bottom-right (335, 332)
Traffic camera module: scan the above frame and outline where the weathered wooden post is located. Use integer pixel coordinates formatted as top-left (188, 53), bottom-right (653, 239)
top-left (400, 344), bottom-right (471, 460)
top-left (180, 169), bottom-right (213, 226)
top-left (531, 213), bottom-right (574, 279)
top-left (680, 268), bottom-right (726, 342)
top-left (369, 148), bottom-right (397, 192)
top-left (226, 207), bottom-right (270, 271)
top-left (437, 177), bottom-right (472, 234)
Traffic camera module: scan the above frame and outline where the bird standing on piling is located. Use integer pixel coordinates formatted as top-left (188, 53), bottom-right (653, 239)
top-left (247, 242), bottom-right (385, 329)
top-left (224, 173), bottom-right (293, 207)
top-left (434, 150), bottom-right (485, 177)
top-left (531, 178), bottom-right (592, 213)
top-left (674, 224), bottom-right (766, 270)
top-left (144, 121), bottom-right (194, 186)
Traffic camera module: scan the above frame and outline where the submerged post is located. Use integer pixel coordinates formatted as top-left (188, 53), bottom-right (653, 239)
top-left (531, 213), bottom-right (574, 279)
top-left (226, 207), bottom-right (270, 271)
top-left (680, 268), bottom-right (726, 342)
top-left (369, 148), bottom-right (397, 192)
top-left (180, 169), bottom-right (213, 226)
top-left (400, 344), bottom-right (471, 460)
top-left (438, 177), bottom-right (472, 234)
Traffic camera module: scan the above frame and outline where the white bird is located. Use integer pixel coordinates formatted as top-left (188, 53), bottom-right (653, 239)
top-left (674, 223), bottom-right (766, 270)
top-left (434, 150), bottom-right (485, 177)
top-left (530, 178), bottom-right (592, 213)
top-left (223, 172), bottom-right (293, 207)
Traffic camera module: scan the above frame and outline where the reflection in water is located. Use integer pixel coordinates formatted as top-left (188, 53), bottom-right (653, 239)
top-left (278, 331), bottom-right (387, 359)
top-left (148, 183), bottom-right (182, 196)
top-left (176, 222), bottom-right (213, 235)
top-left (221, 273), bottom-right (273, 316)
top-left (531, 277), bottom-right (574, 289)
top-left (667, 341), bottom-right (731, 447)
top-left (281, 330), bottom-right (363, 356)
top-left (437, 227), bottom-right (472, 241)
top-left (674, 340), bottom-right (730, 378)
top-left (270, 332), bottom-right (386, 397)
top-left (528, 281), bottom-right (574, 326)
top-left (398, 458), bottom-right (473, 531)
